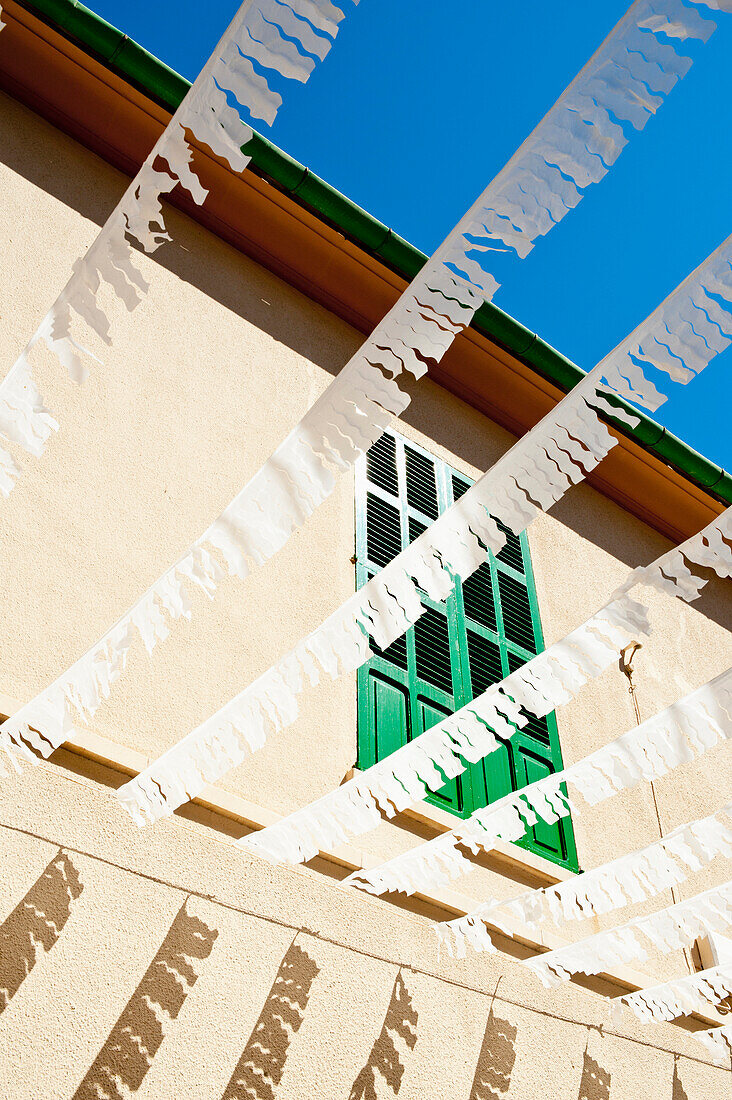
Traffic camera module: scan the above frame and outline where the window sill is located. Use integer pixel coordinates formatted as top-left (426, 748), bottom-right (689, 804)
top-left (347, 766), bottom-right (577, 887)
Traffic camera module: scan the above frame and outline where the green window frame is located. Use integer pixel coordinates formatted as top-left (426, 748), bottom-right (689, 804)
top-left (355, 429), bottom-right (579, 872)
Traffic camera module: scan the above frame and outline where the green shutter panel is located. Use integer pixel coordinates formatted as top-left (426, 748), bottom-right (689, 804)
top-left (504, 649), bottom-right (577, 867)
top-left (357, 432), bottom-right (578, 870)
top-left (452, 470), bottom-right (576, 867)
top-left (356, 436), bottom-right (472, 814)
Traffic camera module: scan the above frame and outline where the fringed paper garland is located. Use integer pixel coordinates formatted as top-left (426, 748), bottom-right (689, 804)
top-left (694, 1022), bottom-right (732, 1066)
top-left (3, 4), bottom-right (731, 805)
top-left (114, 593), bottom-right (648, 830)
top-left (609, 963), bottom-right (732, 1024)
top-left (434, 909), bottom-right (500, 960)
top-left (345, 667), bottom-right (732, 898)
top-left (1, 1), bottom-right (728, 507)
top-left (12, 245), bottom-right (725, 784)
top-left (522, 880), bottom-right (732, 987)
top-left (0, 0), bottom-right (359, 492)
top-left (174, 51), bottom-right (732, 594)
top-left (226, 597), bottom-right (651, 862)
top-left (112, 507), bottom-right (730, 826)
top-left (437, 804), bottom-right (732, 955)
top-left (432, 881), bottom-right (732, 975)
top-left (109, 507), bottom-right (730, 833)
top-left (595, 234), bottom-right (732, 417)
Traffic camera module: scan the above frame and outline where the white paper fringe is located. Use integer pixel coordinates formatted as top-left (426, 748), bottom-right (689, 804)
top-left (232, 595), bottom-right (655, 862)
top-left (522, 880), bottom-right (732, 987)
top-left (223, 513), bottom-right (731, 861)
top-left (0, 0), bottom-right (358, 492)
top-left (3, 3), bottom-right (730, 810)
top-left (596, 235), bottom-right (732, 415)
top-left (187, 0), bottom-right (731, 592)
top-left (111, 504), bottom-right (730, 827)
top-left (610, 962), bottom-right (732, 1024)
top-left (346, 666), bottom-right (732, 898)
top-left (166, 50), bottom-right (732, 592)
top-left (438, 804), bottom-right (732, 956)
top-left (616, 509), bottom-right (732, 604)
top-left (2, 1), bottom-right (726, 512)
top-left (16, 246), bottom-right (727, 795)
top-left (443, 1), bottom-right (719, 290)
top-left (695, 1021), bottom-right (732, 1066)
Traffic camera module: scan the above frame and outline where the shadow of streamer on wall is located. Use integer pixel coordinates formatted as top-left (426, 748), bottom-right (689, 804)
top-left (669, 1060), bottom-right (686, 1100)
top-left (221, 938), bottom-right (320, 1100)
top-left (672, 1057), bottom-right (690, 1100)
top-left (0, 849), bottom-right (82, 1013)
top-left (577, 1048), bottom-right (612, 1100)
top-left (349, 970), bottom-right (418, 1100)
top-left (469, 1011), bottom-right (517, 1100)
top-left (72, 900), bottom-right (217, 1100)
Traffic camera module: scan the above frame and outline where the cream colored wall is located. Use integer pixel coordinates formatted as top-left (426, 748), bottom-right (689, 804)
top-left (1, 762), bottom-right (730, 1099)
top-left (0, 89), bottom-right (361, 817)
top-left (0, 90), bottom-right (731, 1095)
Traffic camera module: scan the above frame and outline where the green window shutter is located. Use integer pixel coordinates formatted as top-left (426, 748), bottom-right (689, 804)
top-left (356, 431), bottom-right (578, 871)
top-left (356, 434), bottom-right (473, 815)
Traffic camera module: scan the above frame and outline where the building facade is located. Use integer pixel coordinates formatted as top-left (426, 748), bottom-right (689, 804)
top-left (0, 2), bottom-right (730, 1097)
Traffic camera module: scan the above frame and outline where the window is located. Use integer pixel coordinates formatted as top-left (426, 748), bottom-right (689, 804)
top-left (355, 429), bottom-right (578, 872)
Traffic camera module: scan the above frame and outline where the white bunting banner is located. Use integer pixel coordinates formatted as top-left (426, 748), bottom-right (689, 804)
top-left (522, 880), bottom-right (732, 987)
top-left (4, 0), bottom-right (726, 497)
top-left (230, 597), bottom-right (651, 863)
top-left (2, 4), bottom-right (731, 813)
top-left (437, 804), bottom-right (732, 955)
top-left (0, 1), bottom-right (727, 502)
top-left (107, 508), bottom-right (731, 835)
top-left (0, 0), bottom-right (359, 493)
top-left (345, 668), bottom-right (732, 898)
top-left (610, 962), bottom-right (732, 1024)
top-left (695, 1021), bottom-right (732, 1066)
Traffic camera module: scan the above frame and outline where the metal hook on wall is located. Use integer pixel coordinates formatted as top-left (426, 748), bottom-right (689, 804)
top-left (619, 641), bottom-right (643, 725)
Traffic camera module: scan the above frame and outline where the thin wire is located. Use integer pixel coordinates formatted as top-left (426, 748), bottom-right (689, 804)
top-left (619, 645), bottom-right (695, 977)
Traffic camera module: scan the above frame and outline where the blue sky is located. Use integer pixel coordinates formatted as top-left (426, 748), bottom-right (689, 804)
top-left (89, 0), bottom-right (730, 469)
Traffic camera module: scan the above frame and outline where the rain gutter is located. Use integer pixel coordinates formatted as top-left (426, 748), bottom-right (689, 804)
top-left (15, 0), bottom-right (732, 505)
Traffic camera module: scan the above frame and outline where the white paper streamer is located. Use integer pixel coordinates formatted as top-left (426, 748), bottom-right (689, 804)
top-left (522, 880), bottom-right (732, 987)
top-left (111, 505), bottom-right (730, 827)
top-left (596, 235), bottom-right (732, 413)
top-left (3, 3), bottom-right (730, 797)
top-left (228, 596), bottom-right (652, 862)
top-left (345, 667), bottom-right (732, 898)
top-left (113, 591), bottom-right (649, 830)
top-left (617, 510), bottom-right (732, 604)
top-left (41, 270), bottom-right (727, 809)
top-left (434, 905), bottom-right (501, 961)
top-left (438, 805), bottom-right (732, 955)
top-left (610, 962), bottom-right (732, 1023)
top-left (184, 42), bottom-right (732, 592)
top-left (0, 0), bottom-right (359, 492)
top-left (1, 0), bottom-right (725, 509)
top-left (695, 1021), bottom-right (732, 1066)
top-left (193, 506), bottom-right (730, 849)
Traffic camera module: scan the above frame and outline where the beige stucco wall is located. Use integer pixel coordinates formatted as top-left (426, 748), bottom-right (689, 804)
top-left (0, 89), bottom-right (730, 1095)
top-left (2, 763), bottom-right (731, 1100)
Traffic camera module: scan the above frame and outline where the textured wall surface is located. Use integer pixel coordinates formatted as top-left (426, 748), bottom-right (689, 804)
top-left (0, 766), bottom-right (730, 1099)
top-left (0, 90), bottom-right (730, 1095)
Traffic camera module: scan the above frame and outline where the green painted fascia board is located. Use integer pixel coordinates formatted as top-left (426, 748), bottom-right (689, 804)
top-left (17, 0), bottom-right (732, 506)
